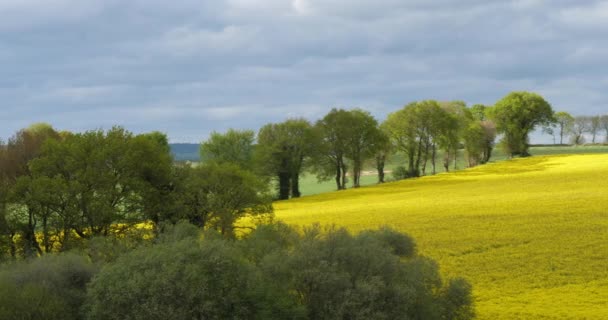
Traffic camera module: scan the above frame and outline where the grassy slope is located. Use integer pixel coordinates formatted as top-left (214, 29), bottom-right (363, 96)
top-left (274, 154), bottom-right (608, 319)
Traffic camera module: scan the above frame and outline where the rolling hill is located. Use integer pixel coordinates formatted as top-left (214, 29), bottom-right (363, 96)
top-left (274, 154), bottom-right (608, 319)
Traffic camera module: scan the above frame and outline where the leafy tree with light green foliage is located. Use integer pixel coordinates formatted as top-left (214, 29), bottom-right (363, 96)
top-left (384, 101), bottom-right (454, 177)
top-left (200, 129), bottom-right (256, 170)
top-left (463, 120), bottom-right (496, 167)
top-left (552, 111), bottom-right (575, 145)
top-left (470, 104), bottom-right (488, 121)
top-left (438, 101), bottom-right (471, 172)
top-left (488, 92), bottom-right (554, 157)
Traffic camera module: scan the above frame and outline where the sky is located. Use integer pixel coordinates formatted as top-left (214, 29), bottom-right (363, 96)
top-left (1, 0), bottom-right (607, 142)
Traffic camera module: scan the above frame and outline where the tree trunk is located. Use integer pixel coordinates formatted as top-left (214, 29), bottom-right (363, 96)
top-left (421, 141), bottom-right (429, 176)
top-left (26, 208), bottom-right (42, 256)
top-left (278, 171), bottom-right (290, 200)
top-left (291, 172), bottom-right (301, 198)
top-left (407, 150), bottom-right (416, 178)
top-left (340, 158), bottom-right (347, 190)
top-left (335, 161), bottom-right (342, 190)
top-left (376, 154), bottom-right (385, 183)
top-left (431, 144), bottom-right (437, 175)
top-left (353, 160), bottom-right (361, 188)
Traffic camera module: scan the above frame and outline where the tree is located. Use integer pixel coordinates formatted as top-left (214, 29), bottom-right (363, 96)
top-left (470, 104), bottom-right (488, 121)
top-left (570, 116), bottom-right (589, 145)
top-left (0, 124), bottom-right (60, 257)
top-left (439, 101), bottom-right (471, 172)
top-left (200, 129), bottom-right (255, 170)
top-left (172, 163), bottom-right (272, 237)
top-left (589, 115), bottom-right (601, 144)
top-left (553, 111), bottom-right (575, 145)
top-left (384, 101), bottom-right (452, 177)
top-left (342, 109), bottom-right (384, 188)
top-left (312, 109), bottom-right (352, 190)
top-left (257, 119), bottom-right (316, 199)
top-left (601, 115), bottom-right (608, 143)
top-left (16, 127), bottom-right (174, 251)
top-left (373, 126), bottom-right (391, 183)
top-left (488, 92), bottom-right (554, 157)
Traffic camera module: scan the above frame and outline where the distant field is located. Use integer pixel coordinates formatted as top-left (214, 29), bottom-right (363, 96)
top-left (274, 154), bottom-right (608, 319)
top-left (298, 145), bottom-right (608, 196)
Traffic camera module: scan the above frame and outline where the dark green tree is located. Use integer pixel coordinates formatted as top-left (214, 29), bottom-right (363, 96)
top-left (312, 109), bottom-right (353, 190)
top-left (0, 253), bottom-right (96, 320)
top-left (342, 109), bottom-right (384, 188)
top-left (256, 119), bottom-right (316, 199)
top-left (172, 163), bottom-right (272, 237)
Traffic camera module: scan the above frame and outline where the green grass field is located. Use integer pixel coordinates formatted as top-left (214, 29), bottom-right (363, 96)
top-left (274, 153), bottom-right (608, 319)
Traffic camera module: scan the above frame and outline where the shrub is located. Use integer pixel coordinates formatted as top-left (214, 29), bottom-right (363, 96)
top-left (0, 253), bottom-right (96, 320)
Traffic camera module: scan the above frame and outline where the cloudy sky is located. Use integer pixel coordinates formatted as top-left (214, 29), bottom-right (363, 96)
top-left (1, 0), bottom-right (607, 142)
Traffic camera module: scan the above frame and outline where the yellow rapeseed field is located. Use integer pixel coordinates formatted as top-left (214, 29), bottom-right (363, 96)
top-left (274, 154), bottom-right (608, 319)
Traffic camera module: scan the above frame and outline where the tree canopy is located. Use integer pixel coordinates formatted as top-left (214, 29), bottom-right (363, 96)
top-left (489, 91), bottom-right (554, 157)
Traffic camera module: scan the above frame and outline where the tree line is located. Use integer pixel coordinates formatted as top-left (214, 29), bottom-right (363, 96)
top-left (201, 91), bottom-right (564, 200)
top-left (543, 112), bottom-right (608, 145)
top-left (1, 90), bottom-right (594, 258)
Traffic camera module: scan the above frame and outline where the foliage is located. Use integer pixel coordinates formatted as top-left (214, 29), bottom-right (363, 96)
top-left (275, 154), bottom-right (608, 319)
top-left (172, 163), bottom-right (273, 237)
top-left (553, 111), bottom-right (575, 145)
top-left (311, 109), bottom-right (353, 190)
top-left (601, 115), bottom-right (608, 142)
top-left (384, 100), bottom-right (459, 177)
top-left (489, 91), bottom-right (554, 157)
top-left (463, 120), bottom-right (496, 167)
top-left (200, 129), bottom-right (255, 170)
top-left (340, 109), bottom-right (384, 188)
top-left (570, 116), bottom-right (589, 145)
top-left (85, 238), bottom-right (263, 320)
top-left (256, 118), bottom-right (316, 199)
top-left (391, 165), bottom-right (410, 181)
top-left (86, 223), bottom-right (473, 320)
top-left (0, 253), bottom-right (96, 320)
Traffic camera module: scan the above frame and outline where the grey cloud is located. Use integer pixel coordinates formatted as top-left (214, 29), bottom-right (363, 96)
top-left (1, 0), bottom-right (607, 142)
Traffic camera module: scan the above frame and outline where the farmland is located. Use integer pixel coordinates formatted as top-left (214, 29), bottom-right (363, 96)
top-left (274, 154), bottom-right (608, 319)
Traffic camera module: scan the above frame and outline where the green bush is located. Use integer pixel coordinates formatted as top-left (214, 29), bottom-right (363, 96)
top-left (0, 253), bottom-right (96, 320)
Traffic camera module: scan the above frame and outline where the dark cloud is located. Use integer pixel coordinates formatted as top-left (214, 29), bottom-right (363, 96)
top-left (1, 0), bottom-right (607, 142)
